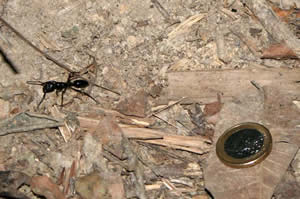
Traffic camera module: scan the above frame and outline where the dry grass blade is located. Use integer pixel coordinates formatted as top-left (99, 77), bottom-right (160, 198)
top-left (0, 16), bottom-right (74, 72)
top-left (168, 14), bottom-right (206, 39)
top-left (50, 106), bottom-right (73, 142)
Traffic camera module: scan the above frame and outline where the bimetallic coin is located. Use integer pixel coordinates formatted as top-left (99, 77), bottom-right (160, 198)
top-left (216, 122), bottom-right (272, 168)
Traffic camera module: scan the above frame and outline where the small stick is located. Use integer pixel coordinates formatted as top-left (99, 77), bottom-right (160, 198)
top-left (152, 114), bottom-right (179, 130)
top-left (0, 45), bottom-right (19, 74)
top-left (0, 16), bottom-right (74, 73)
top-left (151, 0), bottom-right (171, 21)
top-left (147, 97), bottom-right (186, 117)
top-left (250, 80), bottom-right (263, 91)
top-left (229, 28), bottom-right (260, 58)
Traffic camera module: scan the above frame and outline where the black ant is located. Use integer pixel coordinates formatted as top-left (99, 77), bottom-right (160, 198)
top-left (0, 17), bottom-right (120, 107)
top-left (27, 72), bottom-right (120, 109)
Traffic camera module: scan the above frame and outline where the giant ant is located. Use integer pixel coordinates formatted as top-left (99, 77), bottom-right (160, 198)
top-left (27, 76), bottom-right (93, 109)
top-left (27, 62), bottom-right (120, 109)
top-left (0, 17), bottom-right (119, 108)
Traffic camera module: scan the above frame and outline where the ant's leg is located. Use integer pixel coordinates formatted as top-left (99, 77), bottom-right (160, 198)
top-left (67, 56), bottom-right (96, 82)
top-left (37, 92), bottom-right (47, 109)
top-left (70, 87), bottom-right (99, 104)
top-left (60, 88), bottom-right (67, 107)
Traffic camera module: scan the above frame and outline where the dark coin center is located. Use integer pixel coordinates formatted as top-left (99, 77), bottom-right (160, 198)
top-left (224, 129), bottom-right (264, 159)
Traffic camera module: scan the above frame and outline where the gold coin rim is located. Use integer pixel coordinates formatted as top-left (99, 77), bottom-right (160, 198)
top-left (216, 122), bottom-right (272, 168)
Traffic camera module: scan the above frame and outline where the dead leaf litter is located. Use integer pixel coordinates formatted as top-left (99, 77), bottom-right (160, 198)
top-left (0, 0), bottom-right (299, 199)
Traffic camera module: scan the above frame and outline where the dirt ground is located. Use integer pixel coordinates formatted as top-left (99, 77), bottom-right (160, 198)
top-left (0, 0), bottom-right (299, 199)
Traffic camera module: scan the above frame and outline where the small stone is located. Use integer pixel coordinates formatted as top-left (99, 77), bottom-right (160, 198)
top-left (75, 172), bottom-right (110, 199)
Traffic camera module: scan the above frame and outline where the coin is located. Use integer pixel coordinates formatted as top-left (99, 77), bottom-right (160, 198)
top-left (216, 122), bottom-right (272, 168)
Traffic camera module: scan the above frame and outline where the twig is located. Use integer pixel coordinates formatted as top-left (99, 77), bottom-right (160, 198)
top-left (78, 115), bottom-right (211, 154)
top-left (229, 28), bottom-right (261, 58)
top-left (168, 14), bottom-right (206, 40)
top-left (0, 16), bottom-right (74, 73)
top-left (0, 45), bottom-right (19, 73)
top-left (250, 80), bottom-right (263, 91)
top-left (121, 127), bottom-right (212, 154)
top-left (220, 8), bottom-right (238, 20)
top-left (216, 26), bottom-right (231, 63)
top-left (223, 0), bottom-right (237, 8)
top-left (148, 97), bottom-right (186, 117)
top-left (152, 114), bottom-right (179, 130)
top-left (151, 0), bottom-right (171, 21)
top-left (24, 112), bottom-right (60, 121)
top-left (0, 122), bottom-right (63, 136)
top-left (0, 112), bottom-right (64, 136)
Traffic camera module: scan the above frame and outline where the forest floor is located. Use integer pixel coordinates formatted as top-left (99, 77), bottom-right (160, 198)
top-left (0, 0), bottom-right (299, 199)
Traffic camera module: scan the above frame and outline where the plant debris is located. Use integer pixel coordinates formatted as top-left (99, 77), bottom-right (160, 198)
top-left (0, 0), bottom-right (299, 198)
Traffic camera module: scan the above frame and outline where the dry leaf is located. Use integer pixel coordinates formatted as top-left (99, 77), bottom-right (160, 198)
top-left (204, 101), bottom-right (223, 116)
top-left (90, 116), bottom-right (124, 159)
top-left (272, 5), bottom-right (294, 21)
top-left (261, 43), bottom-right (297, 59)
top-left (204, 94), bottom-right (223, 116)
top-left (31, 175), bottom-right (66, 199)
top-left (116, 90), bottom-right (149, 117)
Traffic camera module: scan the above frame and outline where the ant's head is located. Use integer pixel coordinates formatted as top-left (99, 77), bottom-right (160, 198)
top-left (43, 81), bottom-right (56, 93)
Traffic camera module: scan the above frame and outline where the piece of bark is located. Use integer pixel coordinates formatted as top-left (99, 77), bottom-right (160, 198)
top-left (216, 26), bottom-right (231, 63)
top-left (116, 90), bottom-right (149, 117)
top-left (159, 68), bottom-right (300, 104)
top-left (262, 43), bottom-right (298, 59)
top-left (244, 0), bottom-right (300, 58)
top-left (30, 175), bottom-right (66, 199)
top-left (78, 116), bottom-right (211, 155)
top-left (89, 116), bottom-right (124, 159)
top-left (0, 112), bottom-right (63, 136)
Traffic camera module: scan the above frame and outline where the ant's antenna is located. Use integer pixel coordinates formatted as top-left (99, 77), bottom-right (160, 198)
top-left (26, 81), bottom-right (44, 86)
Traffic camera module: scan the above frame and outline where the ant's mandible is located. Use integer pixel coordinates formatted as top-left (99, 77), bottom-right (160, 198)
top-left (27, 74), bottom-right (99, 109)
